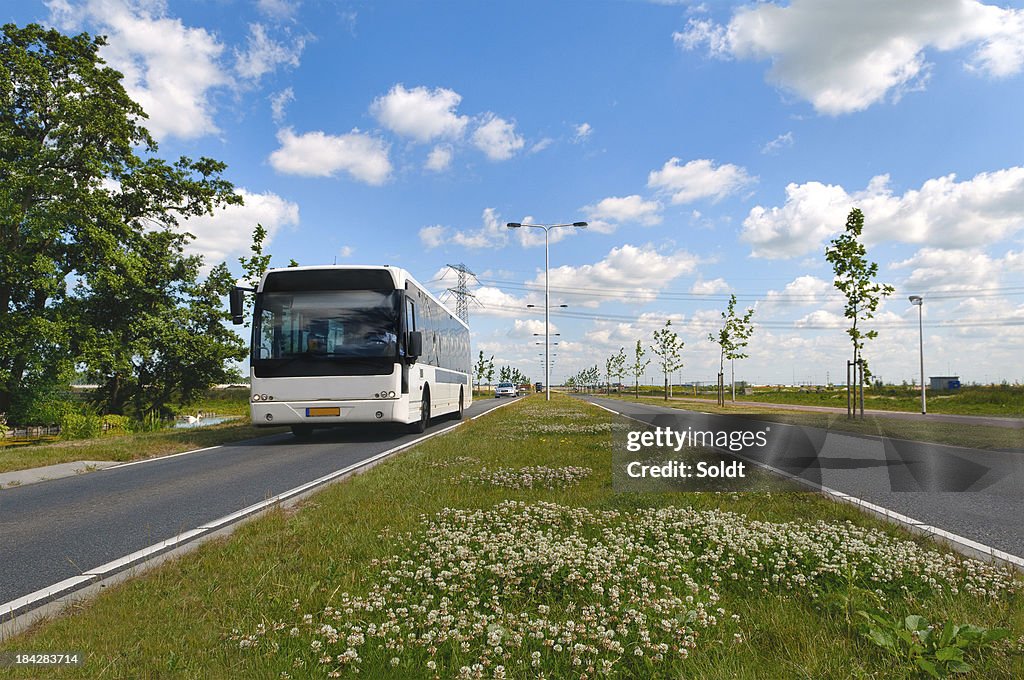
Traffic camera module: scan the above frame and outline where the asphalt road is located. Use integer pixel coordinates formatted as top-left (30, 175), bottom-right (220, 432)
top-left (0, 397), bottom-right (515, 612)
top-left (585, 396), bottom-right (1024, 560)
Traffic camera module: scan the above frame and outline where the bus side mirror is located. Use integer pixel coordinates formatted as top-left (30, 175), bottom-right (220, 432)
top-left (230, 287), bottom-right (245, 325)
top-left (408, 331), bottom-right (423, 361)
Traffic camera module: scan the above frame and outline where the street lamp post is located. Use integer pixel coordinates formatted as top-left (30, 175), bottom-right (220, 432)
top-left (909, 295), bottom-right (926, 414)
top-left (510, 222), bottom-right (587, 400)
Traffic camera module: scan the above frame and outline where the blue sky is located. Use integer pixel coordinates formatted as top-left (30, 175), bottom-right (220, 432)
top-left (10, 0), bottom-right (1024, 385)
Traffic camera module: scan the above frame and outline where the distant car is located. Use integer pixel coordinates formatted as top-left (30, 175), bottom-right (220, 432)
top-left (495, 382), bottom-right (517, 398)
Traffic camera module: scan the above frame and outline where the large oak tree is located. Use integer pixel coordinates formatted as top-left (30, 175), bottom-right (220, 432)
top-left (1, 24), bottom-right (243, 420)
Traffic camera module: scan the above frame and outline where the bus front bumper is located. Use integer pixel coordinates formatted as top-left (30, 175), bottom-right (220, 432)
top-left (251, 400), bottom-right (404, 426)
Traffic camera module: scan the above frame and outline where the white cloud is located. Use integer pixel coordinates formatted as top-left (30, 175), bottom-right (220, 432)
top-left (764, 275), bottom-right (834, 307)
top-left (268, 127), bottom-right (392, 185)
top-left (761, 131), bottom-right (794, 155)
top-left (891, 248), bottom-right (1000, 291)
top-left (676, 0), bottom-right (1024, 115)
top-left (338, 245), bottom-right (353, 258)
top-left (534, 244), bottom-right (701, 308)
top-left (473, 286), bottom-right (532, 318)
top-left (472, 113), bottom-right (525, 161)
top-left (425, 144), bottom-right (454, 172)
top-left (235, 23), bottom-right (305, 81)
top-left (508, 319), bottom-right (559, 338)
top-left (419, 226), bottom-right (446, 249)
top-left (690, 277), bottom-right (731, 295)
top-left (648, 157), bottom-right (754, 204)
top-left (47, 0), bottom-right (227, 140)
top-left (583, 195), bottom-right (663, 233)
top-left (257, 0), bottom-right (300, 19)
top-left (573, 122), bottom-right (592, 143)
top-left (529, 138), bottom-right (554, 154)
top-left (452, 208), bottom-right (508, 249)
top-left (370, 84), bottom-right (469, 143)
top-left (418, 208), bottom-right (509, 250)
top-left (270, 87), bottom-right (294, 123)
top-left (583, 311), bottom-right (690, 356)
top-left (742, 167), bottom-right (1024, 258)
top-left (178, 188), bottom-right (300, 266)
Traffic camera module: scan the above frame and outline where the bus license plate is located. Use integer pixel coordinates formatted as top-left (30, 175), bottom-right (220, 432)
top-left (305, 407), bottom-right (341, 417)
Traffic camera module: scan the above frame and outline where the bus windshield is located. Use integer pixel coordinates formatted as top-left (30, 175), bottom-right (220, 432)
top-left (254, 290), bottom-right (401, 362)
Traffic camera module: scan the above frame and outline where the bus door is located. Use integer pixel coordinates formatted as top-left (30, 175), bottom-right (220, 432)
top-left (404, 295), bottom-right (423, 400)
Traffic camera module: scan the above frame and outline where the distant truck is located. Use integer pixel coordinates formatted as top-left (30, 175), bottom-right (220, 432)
top-left (535, 382), bottom-right (543, 393)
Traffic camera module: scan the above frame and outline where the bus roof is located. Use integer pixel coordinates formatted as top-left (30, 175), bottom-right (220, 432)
top-left (258, 265), bottom-right (468, 330)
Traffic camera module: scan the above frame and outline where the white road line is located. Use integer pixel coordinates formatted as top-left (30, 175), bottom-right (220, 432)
top-left (588, 397), bottom-right (1024, 572)
top-left (107, 445), bottom-right (225, 469)
top-left (0, 576), bottom-right (94, 620)
top-left (471, 396), bottom-right (520, 419)
top-left (83, 529), bottom-right (208, 577)
top-left (1, 400), bottom-right (513, 626)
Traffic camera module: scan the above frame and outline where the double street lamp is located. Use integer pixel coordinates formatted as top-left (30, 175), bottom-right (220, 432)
top-left (909, 295), bottom-right (926, 414)
top-left (510, 222), bottom-right (587, 400)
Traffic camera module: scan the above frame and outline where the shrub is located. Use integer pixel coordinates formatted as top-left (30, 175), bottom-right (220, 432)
top-left (101, 414), bottom-right (131, 435)
top-left (59, 410), bottom-right (103, 440)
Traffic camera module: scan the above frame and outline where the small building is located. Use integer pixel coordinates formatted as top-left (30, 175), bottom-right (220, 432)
top-left (929, 376), bottom-right (961, 391)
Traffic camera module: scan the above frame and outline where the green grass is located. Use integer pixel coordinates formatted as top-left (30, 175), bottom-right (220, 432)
top-left (182, 386), bottom-right (253, 417)
top-left (0, 388), bottom-right (272, 475)
top-left (1, 395), bottom-right (1020, 679)
top-left (619, 384), bottom-right (1024, 417)
top-left (600, 393), bottom-right (1023, 451)
top-left (0, 421), bottom-right (286, 475)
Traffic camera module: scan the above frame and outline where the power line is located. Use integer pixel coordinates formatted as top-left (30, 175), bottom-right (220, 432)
top-left (476, 301), bottom-right (1024, 330)
top-left (474, 277), bottom-right (1024, 303)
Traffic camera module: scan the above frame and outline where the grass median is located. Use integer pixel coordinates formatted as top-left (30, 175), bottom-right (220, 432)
top-left (627, 384), bottom-right (1024, 418)
top-left (1, 394), bottom-right (1021, 678)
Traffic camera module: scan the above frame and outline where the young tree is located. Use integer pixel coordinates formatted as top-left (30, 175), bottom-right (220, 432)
top-left (825, 208), bottom-right (894, 418)
top-left (499, 365), bottom-right (511, 383)
top-left (485, 357), bottom-right (495, 386)
top-left (473, 351), bottom-right (493, 390)
top-left (631, 339), bottom-right (650, 399)
top-left (605, 347), bottom-right (626, 394)
top-left (651, 320), bottom-right (685, 401)
top-left (708, 294), bottom-right (755, 405)
top-left (0, 24), bottom-right (240, 420)
top-left (237, 224), bottom-right (273, 327)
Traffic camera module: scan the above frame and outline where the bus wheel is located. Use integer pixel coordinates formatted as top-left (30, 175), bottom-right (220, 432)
top-left (410, 389), bottom-right (430, 433)
top-left (291, 424), bottom-right (313, 438)
top-left (455, 387), bottom-right (465, 420)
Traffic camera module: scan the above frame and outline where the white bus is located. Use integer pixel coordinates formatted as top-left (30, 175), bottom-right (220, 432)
top-left (231, 265), bottom-right (472, 437)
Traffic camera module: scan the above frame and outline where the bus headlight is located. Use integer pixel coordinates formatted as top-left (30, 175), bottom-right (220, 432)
top-left (388, 391), bottom-right (396, 398)
top-left (252, 394), bottom-right (261, 402)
